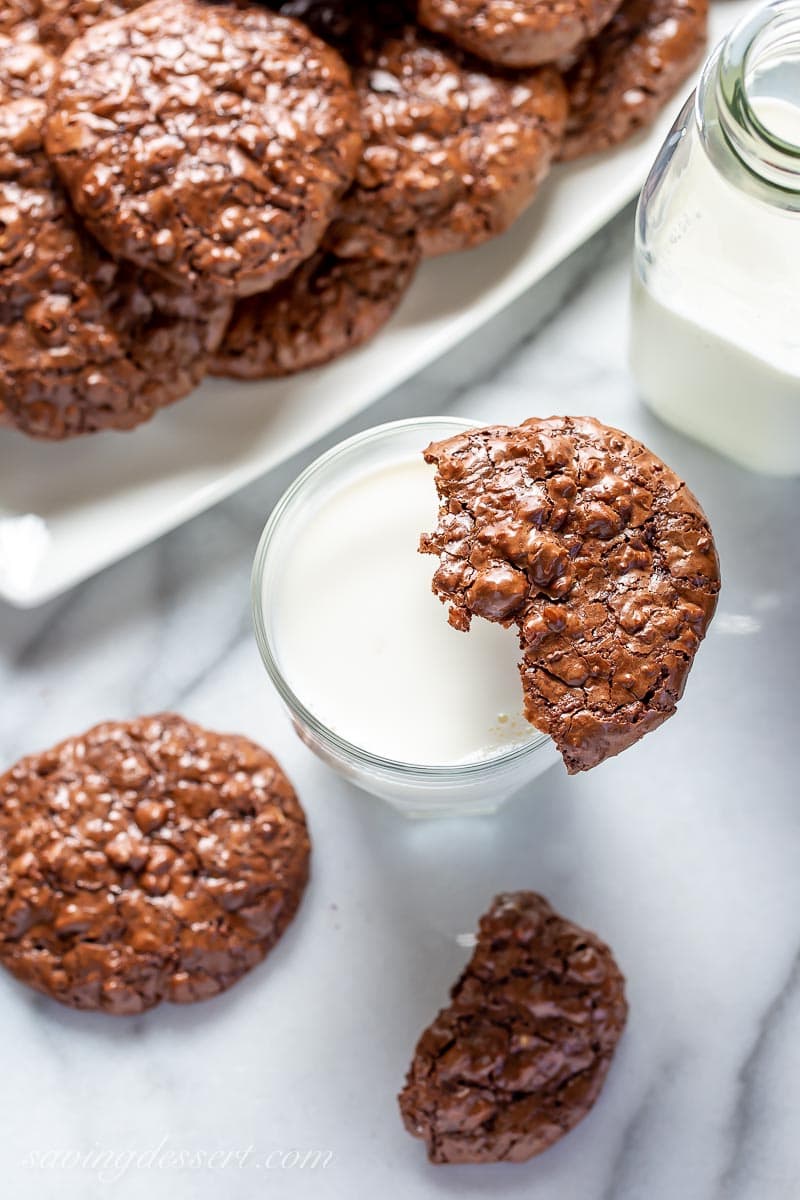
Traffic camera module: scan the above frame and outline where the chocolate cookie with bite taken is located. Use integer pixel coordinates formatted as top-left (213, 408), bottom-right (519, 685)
top-left (399, 891), bottom-right (628, 1163)
top-left (0, 714), bottom-right (310, 1014)
top-left (45, 0), bottom-right (362, 299)
top-left (420, 416), bottom-right (720, 772)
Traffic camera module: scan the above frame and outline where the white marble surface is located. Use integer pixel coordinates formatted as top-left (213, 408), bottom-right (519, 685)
top-left (1, 207), bottom-right (798, 1200)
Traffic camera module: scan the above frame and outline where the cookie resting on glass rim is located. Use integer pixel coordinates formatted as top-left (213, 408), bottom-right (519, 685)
top-left (420, 415), bottom-right (720, 772)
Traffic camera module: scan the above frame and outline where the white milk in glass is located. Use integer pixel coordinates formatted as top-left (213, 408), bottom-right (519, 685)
top-left (271, 457), bottom-right (533, 766)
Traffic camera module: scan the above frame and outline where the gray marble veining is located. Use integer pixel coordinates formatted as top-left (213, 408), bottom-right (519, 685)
top-left (1, 206), bottom-right (798, 1200)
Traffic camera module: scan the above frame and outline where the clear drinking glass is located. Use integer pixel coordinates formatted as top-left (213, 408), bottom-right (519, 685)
top-left (251, 418), bottom-right (559, 819)
top-left (630, 0), bottom-right (800, 475)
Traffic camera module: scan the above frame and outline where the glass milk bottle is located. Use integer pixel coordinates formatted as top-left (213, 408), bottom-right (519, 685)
top-left (630, 0), bottom-right (800, 476)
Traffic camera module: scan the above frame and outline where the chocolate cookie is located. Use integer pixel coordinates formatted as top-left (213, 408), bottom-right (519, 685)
top-left (420, 416), bottom-right (720, 772)
top-left (0, 62), bottom-right (47, 449)
top-left (211, 243), bottom-right (418, 379)
top-left (0, 33), bottom-right (55, 100)
top-left (399, 892), bottom-right (628, 1164)
top-left (0, 98), bottom-right (229, 439)
top-left (561, 0), bottom-right (708, 161)
top-left (417, 0), bottom-right (624, 68)
top-left (45, 0), bottom-right (362, 300)
top-left (330, 24), bottom-right (567, 259)
top-left (0, 714), bottom-right (310, 1014)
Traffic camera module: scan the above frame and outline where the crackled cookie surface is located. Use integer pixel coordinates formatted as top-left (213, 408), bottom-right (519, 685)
top-left (331, 23), bottom-right (567, 259)
top-left (0, 714), bottom-right (310, 1013)
top-left (399, 892), bottom-right (628, 1163)
top-left (45, 0), bottom-right (362, 298)
top-left (561, 0), bottom-right (708, 161)
top-left (0, 0), bottom-right (150, 53)
top-left (0, 3), bottom-right (40, 43)
top-left (0, 98), bottom-right (229, 439)
top-left (212, 243), bottom-right (418, 379)
top-left (0, 33), bottom-right (55, 100)
top-left (421, 416), bottom-right (720, 771)
top-left (417, 0), bottom-right (624, 67)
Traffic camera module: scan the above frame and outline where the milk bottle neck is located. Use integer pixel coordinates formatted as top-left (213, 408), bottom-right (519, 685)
top-left (697, 0), bottom-right (800, 211)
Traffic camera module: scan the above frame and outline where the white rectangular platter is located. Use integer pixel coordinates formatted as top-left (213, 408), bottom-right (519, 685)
top-left (0, 0), bottom-right (751, 608)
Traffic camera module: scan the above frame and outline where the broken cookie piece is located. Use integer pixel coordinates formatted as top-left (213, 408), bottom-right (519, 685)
top-left (399, 891), bottom-right (628, 1164)
top-left (420, 415), bottom-right (720, 772)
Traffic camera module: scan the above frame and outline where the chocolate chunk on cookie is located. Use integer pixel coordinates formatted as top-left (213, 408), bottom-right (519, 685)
top-left (0, 4), bottom-right (39, 43)
top-left (399, 891), bottom-right (628, 1164)
top-left (0, 714), bottom-right (310, 1014)
top-left (420, 416), bottom-right (720, 772)
top-left (330, 23), bottom-right (567, 259)
top-left (0, 33), bottom-right (55, 100)
top-left (38, 0), bottom-right (151, 54)
top-left (561, 0), bottom-right (708, 161)
top-left (0, 98), bottom-right (229, 439)
top-left (0, 1), bottom-right (150, 53)
top-left (211, 242), bottom-right (418, 379)
top-left (417, 0), bottom-right (624, 68)
top-left (45, 0), bottom-right (362, 299)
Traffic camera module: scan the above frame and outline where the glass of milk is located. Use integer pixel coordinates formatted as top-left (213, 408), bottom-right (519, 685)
top-left (252, 418), bottom-right (559, 818)
top-left (631, 0), bottom-right (800, 475)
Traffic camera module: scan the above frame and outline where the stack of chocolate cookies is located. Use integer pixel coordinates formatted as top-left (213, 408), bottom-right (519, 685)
top-left (0, 0), bottom-right (708, 439)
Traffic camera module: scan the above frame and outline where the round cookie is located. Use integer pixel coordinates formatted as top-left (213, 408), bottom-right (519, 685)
top-left (45, 0), bottom-right (363, 300)
top-left (417, 0), bottom-right (624, 68)
top-left (331, 24), bottom-right (568, 260)
top-left (211, 244), bottom-right (418, 379)
top-left (421, 416), bottom-right (720, 772)
top-left (561, 0), bottom-right (708, 161)
top-left (0, 33), bottom-right (55, 100)
top-left (0, 97), bottom-right (230, 440)
top-left (0, 714), bottom-right (311, 1014)
top-left (399, 892), bottom-right (628, 1164)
